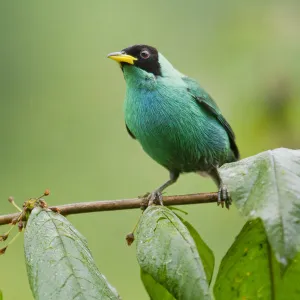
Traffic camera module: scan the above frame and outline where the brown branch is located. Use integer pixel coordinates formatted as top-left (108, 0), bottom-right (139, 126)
top-left (0, 192), bottom-right (217, 226)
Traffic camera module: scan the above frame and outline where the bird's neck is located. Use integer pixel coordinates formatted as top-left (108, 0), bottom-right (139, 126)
top-left (122, 66), bottom-right (156, 90)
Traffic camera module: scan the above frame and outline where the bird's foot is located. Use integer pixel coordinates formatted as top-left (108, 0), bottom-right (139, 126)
top-left (148, 190), bottom-right (164, 206)
top-left (217, 185), bottom-right (231, 209)
top-left (140, 190), bottom-right (163, 209)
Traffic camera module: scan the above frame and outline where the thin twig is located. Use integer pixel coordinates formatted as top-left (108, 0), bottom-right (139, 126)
top-left (0, 192), bottom-right (217, 226)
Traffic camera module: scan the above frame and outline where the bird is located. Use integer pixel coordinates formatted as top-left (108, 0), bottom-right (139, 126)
top-left (107, 44), bottom-right (239, 208)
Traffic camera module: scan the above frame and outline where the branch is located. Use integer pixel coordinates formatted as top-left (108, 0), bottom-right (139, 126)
top-left (0, 192), bottom-right (217, 226)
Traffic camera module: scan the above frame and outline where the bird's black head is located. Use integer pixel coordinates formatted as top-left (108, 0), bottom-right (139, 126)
top-left (108, 44), bottom-right (162, 76)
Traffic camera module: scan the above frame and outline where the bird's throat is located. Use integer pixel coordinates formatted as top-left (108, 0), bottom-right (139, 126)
top-left (123, 65), bottom-right (156, 90)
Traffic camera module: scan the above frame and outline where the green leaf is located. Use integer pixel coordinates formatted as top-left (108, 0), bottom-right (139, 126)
top-left (175, 214), bottom-right (215, 284)
top-left (136, 206), bottom-right (211, 300)
top-left (220, 148), bottom-right (300, 266)
top-left (24, 207), bottom-right (120, 300)
top-left (214, 218), bottom-right (300, 300)
top-left (141, 269), bottom-right (175, 300)
top-left (139, 211), bottom-right (214, 299)
top-left (0, 290), bottom-right (2, 300)
top-left (139, 213), bottom-right (214, 299)
top-left (214, 218), bottom-right (277, 299)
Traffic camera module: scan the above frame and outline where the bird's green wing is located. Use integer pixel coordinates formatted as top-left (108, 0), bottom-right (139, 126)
top-left (183, 76), bottom-right (240, 160)
top-left (183, 77), bottom-right (221, 111)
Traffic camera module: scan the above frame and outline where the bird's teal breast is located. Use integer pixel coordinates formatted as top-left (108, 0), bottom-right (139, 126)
top-left (124, 84), bottom-right (230, 172)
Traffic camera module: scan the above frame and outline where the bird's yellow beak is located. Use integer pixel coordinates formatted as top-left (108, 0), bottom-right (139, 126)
top-left (107, 52), bottom-right (137, 65)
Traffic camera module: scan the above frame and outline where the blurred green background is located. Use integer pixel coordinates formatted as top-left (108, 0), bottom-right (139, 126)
top-left (0, 0), bottom-right (299, 299)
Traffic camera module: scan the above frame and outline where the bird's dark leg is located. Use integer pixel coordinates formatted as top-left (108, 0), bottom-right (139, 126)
top-left (146, 171), bottom-right (179, 206)
top-left (208, 167), bottom-right (231, 209)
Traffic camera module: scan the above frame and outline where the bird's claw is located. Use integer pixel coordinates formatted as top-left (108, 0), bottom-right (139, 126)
top-left (140, 191), bottom-right (163, 209)
top-left (217, 185), bottom-right (231, 209)
top-left (148, 190), bottom-right (163, 206)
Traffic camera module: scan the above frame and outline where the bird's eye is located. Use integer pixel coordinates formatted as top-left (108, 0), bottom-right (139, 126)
top-left (140, 50), bottom-right (150, 59)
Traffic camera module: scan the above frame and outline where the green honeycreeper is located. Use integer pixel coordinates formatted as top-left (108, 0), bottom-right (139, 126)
top-left (108, 45), bottom-right (239, 208)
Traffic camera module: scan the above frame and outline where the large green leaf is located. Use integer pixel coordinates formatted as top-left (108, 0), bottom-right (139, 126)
top-left (214, 218), bottom-right (300, 300)
top-left (0, 290), bottom-right (2, 300)
top-left (136, 206), bottom-right (211, 300)
top-left (24, 207), bottom-right (120, 300)
top-left (214, 219), bottom-right (277, 299)
top-left (139, 212), bottom-right (214, 300)
top-left (220, 148), bottom-right (300, 266)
